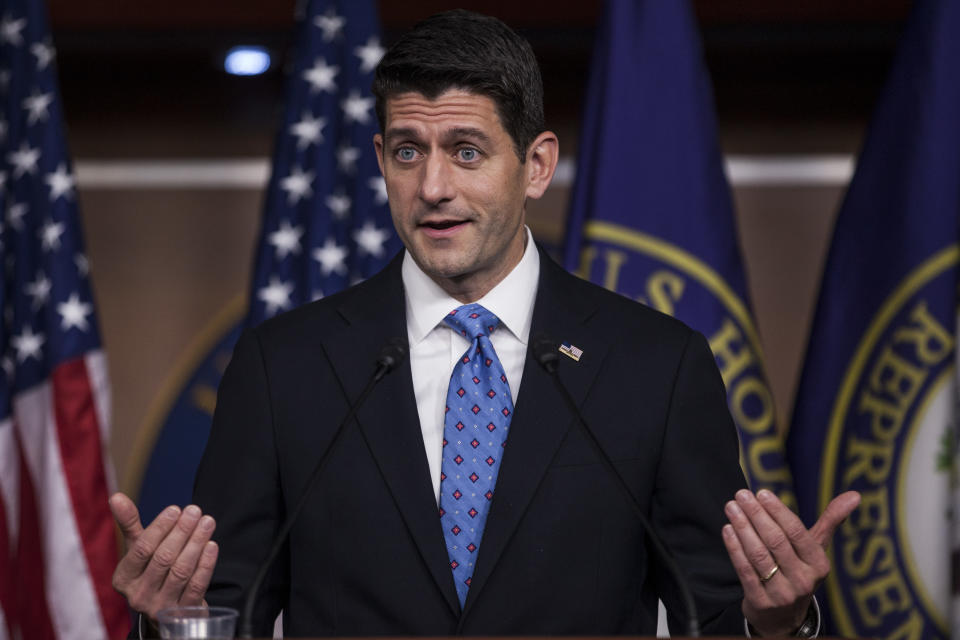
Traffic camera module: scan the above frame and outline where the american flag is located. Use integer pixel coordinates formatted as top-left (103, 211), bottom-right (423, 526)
top-left (247, 0), bottom-right (400, 326)
top-left (0, 0), bottom-right (127, 638)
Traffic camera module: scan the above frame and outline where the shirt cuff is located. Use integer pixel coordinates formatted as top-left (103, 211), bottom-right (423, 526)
top-left (744, 596), bottom-right (820, 637)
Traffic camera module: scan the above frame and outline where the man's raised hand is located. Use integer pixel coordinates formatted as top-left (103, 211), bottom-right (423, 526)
top-left (109, 492), bottom-right (219, 621)
top-left (721, 488), bottom-right (860, 636)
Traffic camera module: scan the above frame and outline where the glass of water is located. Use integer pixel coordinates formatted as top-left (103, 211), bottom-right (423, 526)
top-left (157, 606), bottom-right (238, 639)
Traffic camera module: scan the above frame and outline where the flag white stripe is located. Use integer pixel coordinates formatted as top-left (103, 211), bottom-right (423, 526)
top-left (14, 382), bottom-right (108, 640)
top-left (85, 351), bottom-right (117, 492)
top-left (0, 417), bottom-right (15, 640)
top-left (0, 419), bottom-right (18, 551)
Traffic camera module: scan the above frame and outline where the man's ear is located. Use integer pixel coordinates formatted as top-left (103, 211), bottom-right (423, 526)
top-left (373, 133), bottom-right (386, 176)
top-left (524, 131), bottom-right (559, 200)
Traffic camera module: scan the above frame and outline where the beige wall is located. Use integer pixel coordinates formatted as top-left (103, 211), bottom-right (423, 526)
top-left (81, 188), bottom-right (260, 491)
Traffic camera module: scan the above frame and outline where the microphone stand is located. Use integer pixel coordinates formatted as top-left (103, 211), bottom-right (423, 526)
top-left (238, 339), bottom-right (407, 638)
top-left (532, 337), bottom-right (700, 637)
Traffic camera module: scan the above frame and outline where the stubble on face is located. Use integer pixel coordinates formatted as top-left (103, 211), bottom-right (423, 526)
top-left (375, 90), bottom-right (530, 303)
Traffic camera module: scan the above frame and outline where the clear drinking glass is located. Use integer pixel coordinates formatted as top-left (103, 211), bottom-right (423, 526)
top-left (156, 606), bottom-right (238, 639)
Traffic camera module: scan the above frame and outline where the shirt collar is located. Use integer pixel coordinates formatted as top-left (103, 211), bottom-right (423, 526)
top-left (403, 226), bottom-right (540, 346)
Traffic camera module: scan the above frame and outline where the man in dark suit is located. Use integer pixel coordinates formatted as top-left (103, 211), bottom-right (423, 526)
top-left (110, 10), bottom-right (859, 637)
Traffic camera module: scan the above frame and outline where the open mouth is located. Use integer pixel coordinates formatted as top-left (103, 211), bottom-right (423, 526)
top-left (421, 219), bottom-right (466, 230)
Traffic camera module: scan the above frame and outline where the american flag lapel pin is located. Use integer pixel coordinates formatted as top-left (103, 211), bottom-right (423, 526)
top-left (558, 342), bottom-right (584, 362)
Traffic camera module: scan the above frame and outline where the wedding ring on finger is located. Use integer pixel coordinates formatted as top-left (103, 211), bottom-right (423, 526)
top-left (759, 564), bottom-right (780, 584)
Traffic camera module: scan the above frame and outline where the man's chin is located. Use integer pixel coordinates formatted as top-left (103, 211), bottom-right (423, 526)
top-left (420, 260), bottom-right (471, 281)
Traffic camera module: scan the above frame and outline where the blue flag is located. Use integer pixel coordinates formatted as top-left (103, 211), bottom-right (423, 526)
top-left (136, 0), bottom-right (399, 522)
top-left (788, 0), bottom-right (960, 637)
top-left (563, 0), bottom-right (794, 505)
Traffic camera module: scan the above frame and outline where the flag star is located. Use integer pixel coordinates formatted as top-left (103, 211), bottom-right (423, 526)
top-left (57, 293), bottom-right (93, 331)
top-left (31, 40), bottom-right (55, 70)
top-left (336, 144), bottom-right (361, 173)
top-left (7, 202), bottom-right (28, 230)
top-left (280, 166), bottom-right (314, 204)
top-left (312, 238), bottom-right (349, 276)
top-left (289, 112), bottom-right (326, 150)
top-left (310, 290), bottom-right (324, 302)
top-left (257, 277), bottom-right (294, 316)
top-left (45, 164), bottom-right (75, 202)
top-left (314, 10), bottom-right (345, 42)
top-left (324, 192), bottom-right (351, 219)
top-left (11, 326), bottom-right (44, 363)
top-left (341, 91), bottom-right (374, 124)
top-left (267, 220), bottom-right (303, 259)
top-left (0, 15), bottom-right (26, 47)
top-left (368, 176), bottom-right (388, 205)
top-left (39, 219), bottom-right (65, 251)
top-left (25, 272), bottom-right (52, 310)
top-left (1, 356), bottom-right (13, 381)
top-left (353, 221), bottom-right (389, 258)
top-left (23, 90), bottom-right (54, 126)
top-left (7, 143), bottom-right (40, 179)
top-left (75, 254), bottom-right (89, 277)
top-left (354, 37), bottom-right (385, 73)
top-left (303, 57), bottom-right (339, 93)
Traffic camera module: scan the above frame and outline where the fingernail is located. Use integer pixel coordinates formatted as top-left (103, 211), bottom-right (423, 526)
top-left (722, 524), bottom-right (734, 537)
top-left (725, 501), bottom-right (742, 517)
top-left (164, 506), bottom-right (181, 519)
top-left (183, 505), bottom-right (201, 519)
top-left (204, 541), bottom-right (218, 555)
top-left (199, 516), bottom-right (215, 532)
top-left (736, 489), bottom-right (753, 503)
top-left (758, 489), bottom-right (774, 502)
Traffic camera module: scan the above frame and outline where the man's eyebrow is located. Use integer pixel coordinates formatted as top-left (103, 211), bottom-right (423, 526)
top-left (383, 127), bottom-right (420, 144)
top-left (445, 127), bottom-right (492, 144)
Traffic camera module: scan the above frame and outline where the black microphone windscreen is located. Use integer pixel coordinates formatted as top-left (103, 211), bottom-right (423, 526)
top-left (531, 334), bottom-right (560, 372)
top-left (377, 337), bottom-right (408, 372)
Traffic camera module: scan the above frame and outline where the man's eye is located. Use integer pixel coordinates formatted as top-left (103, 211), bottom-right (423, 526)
top-left (457, 148), bottom-right (479, 162)
top-left (396, 147), bottom-right (418, 161)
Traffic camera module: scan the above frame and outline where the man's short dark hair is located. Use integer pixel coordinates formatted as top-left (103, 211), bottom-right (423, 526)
top-left (372, 10), bottom-right (545, 162)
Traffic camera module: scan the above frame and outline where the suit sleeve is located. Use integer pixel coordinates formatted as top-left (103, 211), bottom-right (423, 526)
top-left (192, 328), bottom-right (287, 636)
top-left (652, 329), bottom-right (747, 635)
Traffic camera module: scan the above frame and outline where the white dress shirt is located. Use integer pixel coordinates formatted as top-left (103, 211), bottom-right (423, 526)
top-left (402, 227), bottom-right (540, 503)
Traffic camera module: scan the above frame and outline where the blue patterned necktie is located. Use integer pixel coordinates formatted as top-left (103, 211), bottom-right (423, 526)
top-left (439, 303), bottom-right (514, 607)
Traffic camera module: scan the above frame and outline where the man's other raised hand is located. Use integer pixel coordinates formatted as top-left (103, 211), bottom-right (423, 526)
top-left (109, 492), bottom-right (219, 621)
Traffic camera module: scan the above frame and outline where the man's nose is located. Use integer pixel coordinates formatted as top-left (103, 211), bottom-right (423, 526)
top-left (418, 153), bottom-right (456, 206)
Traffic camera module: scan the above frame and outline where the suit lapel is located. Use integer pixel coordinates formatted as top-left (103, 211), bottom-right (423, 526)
top-left (321, 256), bottom-right (461, 616)
top-left (461, 251), bottom-right (611, 618)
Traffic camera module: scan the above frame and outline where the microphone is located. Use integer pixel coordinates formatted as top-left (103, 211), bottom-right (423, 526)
top-left (531, 336), bottom-right (701, 637)
top-left (374, 337), bottom-right (408, 381)
top-left (239, 339), bottom-right (409, 638)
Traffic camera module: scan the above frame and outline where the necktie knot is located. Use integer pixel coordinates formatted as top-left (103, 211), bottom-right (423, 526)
top-left (443, 303), bottom-right (501, 340)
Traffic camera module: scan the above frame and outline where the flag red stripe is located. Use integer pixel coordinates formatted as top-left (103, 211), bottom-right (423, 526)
top-left (0, 486), bottom-right (13, 639)
top-left (52, 359), bottom-right (128, 639)
top-left (15, 444), bottom-right (56, 640)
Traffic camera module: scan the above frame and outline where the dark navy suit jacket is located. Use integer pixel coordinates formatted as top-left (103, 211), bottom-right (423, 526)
top-left (194, 248), bottom-right (748, 636)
